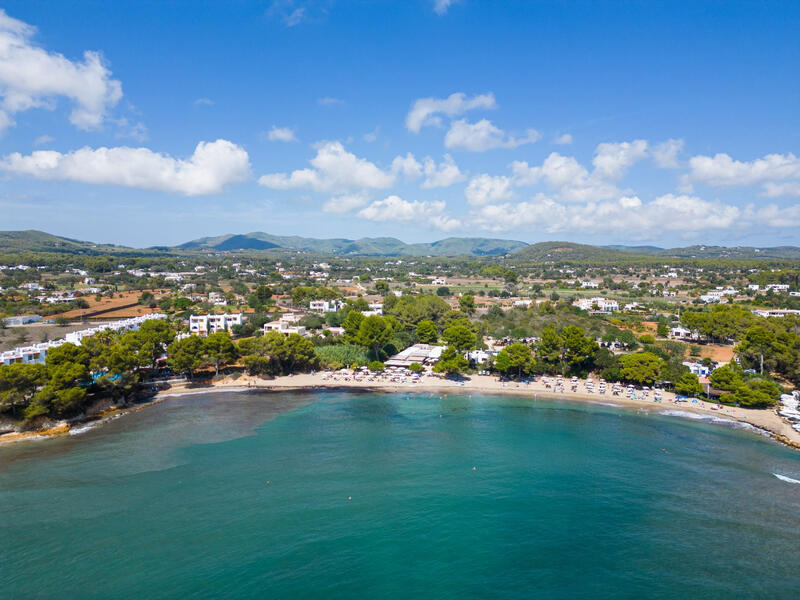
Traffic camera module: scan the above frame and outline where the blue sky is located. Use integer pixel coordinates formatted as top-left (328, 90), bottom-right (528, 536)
top-left (0, 0), bottom-right (798, 248)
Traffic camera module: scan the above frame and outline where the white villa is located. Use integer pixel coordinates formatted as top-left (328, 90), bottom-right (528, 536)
top-left (189, 313), bottom-right (243, 335)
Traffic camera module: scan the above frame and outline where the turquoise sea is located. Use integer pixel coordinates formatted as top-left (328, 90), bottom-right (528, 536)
top-left (2, 391), bottom-right (799, 599)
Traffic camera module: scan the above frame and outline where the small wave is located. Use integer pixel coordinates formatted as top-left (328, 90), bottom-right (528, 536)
top-left (773, 473), bottom-right (800, 485)
top-left (659, 410), bottom-right (767, 435)
top-left (68, 424), bottom-right (96, 435)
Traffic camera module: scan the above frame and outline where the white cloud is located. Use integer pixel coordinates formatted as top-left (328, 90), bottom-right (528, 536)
top-left (471, 193), bottom-right (740, 234)
top-left (358, 195), bottom-right (460, 230)
top-left (465, 174), bottom-right (513, 206)
top-left (193, 97), bottom-right (214, 106)
top-left (444, 119), bottom-right (540, 152)
top-left (363, 126), bottom-right (379, 143)
top-left (0, 9), bottom-right (123, 133)
top-left (652, 138), bottom-right (684, 168)
top-left (752, 203), bottom-right (800, 227)
top-left (266, 126), bottom-right (297, 142)
top-left (391, 152), bottom-right (423, 180)
top-left (33, 134), bottom-right (53, 146)
top-left (432, 0), bottom-right (457, 15)
top-left (553, 133), bottom-right (573, 145)
top-left (405, 92), bottom-right (496, 133)
top-left (317, 96), bottom-right (344, 106)
top-left (762, 181), bottom-right (800, 198)
top-left (421, 154), bottom-right (465, 188)
top-left (322, 192), bottom-right (369, 214)
top-left (258, 141), bottom-right (395, 193)
top-left (686, 152), bottom-right (800, 187)
top-left (592, 139), bottom-right (648, 179)
top-left (0, 139), bottom-right (251, 195)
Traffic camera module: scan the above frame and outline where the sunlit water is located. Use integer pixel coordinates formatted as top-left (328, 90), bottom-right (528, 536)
top-left (2, 391), bottom-right (799, 599)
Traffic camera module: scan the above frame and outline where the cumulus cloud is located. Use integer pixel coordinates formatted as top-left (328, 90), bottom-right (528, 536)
top-left (259, 141), bottom-right (395, 193)
top-left (266, 126), bottom-right (297, 142)
top-left (363, 126), bottom-right (379, 143)
top-left (685, 152), bottom-right (800, 189)
top-left (391, 152), bottom-right (423, 180)
top-left (444, 119), bottom-right (540, 152)
top-left (358, 195), bottom-right (460, 230)
top-left (511, 152), bottom-right (618, 203)
top-left (762, 181), bottom-right (800, 198)
top-left (465, 174), bottom-right (513, 206)
top-left (405, 92), bottom-right (496, 133)
top-left (421, 154), bottom-right (465, 188)
top-left (592, 139), bottom-right (649, 179)
top-left (652, 138), bottom-right (684, 168)
top-left (553, 133), bottom-right (573, 145)
top-left (322, 192), bottom-right (369, 214)
top-left (471, 193), bottom-right (740, 234)
top-left (0, 9), bottom-right (123, 133)
top-left (0, 139), bottom-right (251, 195)
top-left (432, 0), bottom-right (457, 15)
top-left (751, 203), bottom-right (800, 227)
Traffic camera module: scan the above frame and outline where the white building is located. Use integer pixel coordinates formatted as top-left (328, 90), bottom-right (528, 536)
top-left (765, 284), bottom-right (790, 293)
top-left (189, 313), bottom-right (243, 335)
top-left (513, 299), bottom-right (532, 307)
top-left (573, 297), bottom-right (618, 312)
top-left (1, 314), bottom-right (167, 366)
top-left (309, 300), bottom-right (343, 313)
top-left (431, 278), bottom-right (447, 286)
top-left (263, 315), bottom-right (307, 337)
top-left (580, 281), bottom-right (599, 289)
top-left (670, 325), bottom-right (699, 340)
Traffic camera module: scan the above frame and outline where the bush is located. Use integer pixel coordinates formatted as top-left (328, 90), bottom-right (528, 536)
top-left (314, 344), bottom-right (369, 369)
top-left (368, 361), bottom-right (385, 372)
top-left (639, 334), bottom-right (656, 344)
top-left (409, 362), bottom-right (424, 373)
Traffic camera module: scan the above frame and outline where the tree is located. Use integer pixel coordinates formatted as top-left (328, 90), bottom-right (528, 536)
top-left (459, 294), bottom-right (476, 316)
top-left (342, 310), bottom-right (364, 341)
top-left (433, 346), bottom-right (468, 376)
top-left (441, 324), bottom-right (475, 352)
top-left (374, 281), bottom-right (390, 296)
top-left (203, 332), bottom-right (238, 376)
top-left (368, 360), bottom-right (385, 372)
top-left (436, 286), bottom-right (451, 297)
top-left (415, 319), bottom-right (438, 344)
top-left (737, 325), bottom-right (777, 375)
top-left (674, 372), bottom-right (703, 397)
top-left (167, 335), bottom-right (205, 378)
top-left (709, 364), bottom-right (742, 391)
top-left (0, 363), bottom-right (46, 417)
top-left (561, 325), bottom-right (597, 373)
top-left (356, 315), bottom-right (394, 360)
top-left (274, 333), bottom-right (316, 374)
top-left (535, 327), bottom-right (563, 374)
top-left (495, 343), bottom-right (534, 378)
top-left (131, 319), bottom-right (175, 370)
top-left (408, 362), bottom-right (424, 373)
top-left (618, 352), bottom-right (664, 385)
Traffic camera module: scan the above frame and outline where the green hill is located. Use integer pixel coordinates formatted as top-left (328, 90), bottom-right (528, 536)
top-left (177, 232), bottom-right (528, 256)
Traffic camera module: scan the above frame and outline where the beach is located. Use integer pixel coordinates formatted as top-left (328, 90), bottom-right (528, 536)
top-left (2, 371), bottom-right (799, 449)
top-left (163, 372), bottom-right (800, 449)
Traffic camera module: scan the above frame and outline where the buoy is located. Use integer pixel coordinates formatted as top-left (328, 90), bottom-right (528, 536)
top-left (348, 496), bottom-right (352, 501)
top-left (472, 466), bottom-right (477, 471)
top-left (267, 480), bottom-right (271, 485)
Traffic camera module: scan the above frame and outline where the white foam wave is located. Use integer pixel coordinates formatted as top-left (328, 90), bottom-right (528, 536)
top-left (68, 424), bottom-right (96, 435)
top-left (773, 473), bottom-right (800, 485)
top-left (659, 410), bottom-right (766, 435)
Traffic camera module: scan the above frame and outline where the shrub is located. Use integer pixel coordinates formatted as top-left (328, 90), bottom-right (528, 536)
top-left (368, 361), bottom-right (385, 372)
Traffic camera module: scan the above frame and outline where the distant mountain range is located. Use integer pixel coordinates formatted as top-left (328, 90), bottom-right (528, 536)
top-left (2, 230), bottom-right (800, 261)
top-left (176, 232), bottom-right (528, 256)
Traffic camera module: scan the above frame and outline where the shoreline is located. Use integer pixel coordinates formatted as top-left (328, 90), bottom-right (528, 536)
top-left (2, 373), bottom-right (799, 450)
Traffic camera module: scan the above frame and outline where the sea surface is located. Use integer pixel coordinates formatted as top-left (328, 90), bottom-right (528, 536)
top-left (2, 391), bottom-right (799, 599)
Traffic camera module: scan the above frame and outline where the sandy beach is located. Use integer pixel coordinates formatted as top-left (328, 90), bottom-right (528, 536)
top-left (2, 372), bottom-right (799, 449)
top-left (163, 372), bottom-right (800, 449)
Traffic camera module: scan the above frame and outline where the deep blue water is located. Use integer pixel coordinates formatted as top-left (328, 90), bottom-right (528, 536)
top-left (1, 391), bottom-right (799, 599)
